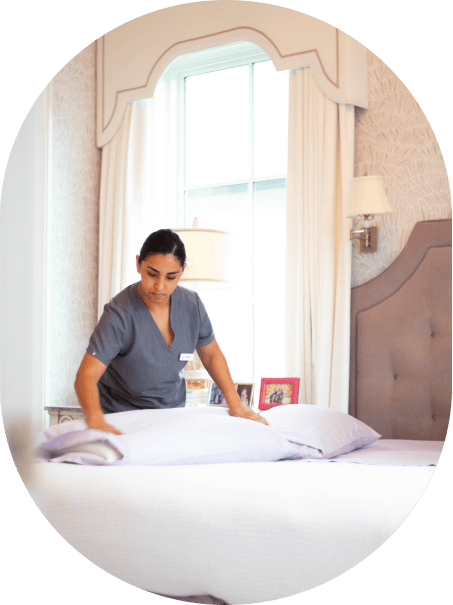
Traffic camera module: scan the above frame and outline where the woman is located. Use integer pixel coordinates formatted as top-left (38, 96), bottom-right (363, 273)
top-left (74, 229), bottom-right (268, 434)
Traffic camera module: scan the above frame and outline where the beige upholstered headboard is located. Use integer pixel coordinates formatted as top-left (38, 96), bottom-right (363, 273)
top-left (349, 219), bottom-right (452, 440)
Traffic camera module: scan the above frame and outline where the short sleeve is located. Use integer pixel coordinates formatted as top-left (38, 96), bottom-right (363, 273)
top-left (196, 293), bottom-right (215, 348)
top-left (86, 303), bottom-right (129, 366)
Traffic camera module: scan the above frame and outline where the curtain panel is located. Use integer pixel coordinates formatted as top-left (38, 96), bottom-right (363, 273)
top-left (97, 73), bottom-right (179, 318)
top-left (286, 68), bottom-right (354, 412)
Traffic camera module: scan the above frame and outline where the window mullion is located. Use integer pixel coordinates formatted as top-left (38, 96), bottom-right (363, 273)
top-left (183, 174), bottom-right (287, 194)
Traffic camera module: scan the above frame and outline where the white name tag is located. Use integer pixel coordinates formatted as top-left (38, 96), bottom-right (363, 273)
top-left (180, 353), bottom-right (194, 361)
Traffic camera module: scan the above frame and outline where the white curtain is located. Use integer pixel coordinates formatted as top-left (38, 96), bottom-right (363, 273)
top-left (97, 71), bottom-right (180, 318)
top-left (286, 68), bottom-right (354, 412)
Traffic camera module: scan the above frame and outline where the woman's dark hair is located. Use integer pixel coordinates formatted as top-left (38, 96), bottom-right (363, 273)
top-left (138, 229), bottom-right (186, 267)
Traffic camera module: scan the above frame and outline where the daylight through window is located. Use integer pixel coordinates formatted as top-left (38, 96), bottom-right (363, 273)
top-left (180, 47), bottom-right (289, 387)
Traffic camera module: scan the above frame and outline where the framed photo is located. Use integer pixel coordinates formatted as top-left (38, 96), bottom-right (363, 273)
top-left (234, 382), bottom-right (255, 408)
top-left (209, 381), bottom-right (228, 407)
top-left (186, 378), bottom-right (210, 391)
top-left (258, 378), bottom-right (300, 410)
top-left (185, 377), bottom-right (212, 406)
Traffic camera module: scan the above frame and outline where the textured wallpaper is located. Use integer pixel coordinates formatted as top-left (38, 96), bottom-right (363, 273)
top-left (352, 50), bottom-right (451, 286)
top-left (48, 43), bottom-right (101, 407)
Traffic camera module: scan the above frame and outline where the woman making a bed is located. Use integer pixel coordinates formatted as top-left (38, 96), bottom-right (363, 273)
top-left (74, 229), bottom-right (268, 435)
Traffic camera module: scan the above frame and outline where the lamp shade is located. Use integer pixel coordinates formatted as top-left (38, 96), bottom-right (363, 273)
top-left (345, 175), bottom-right (392, 218)
top-left (173, 228), bottom-right (231, 289)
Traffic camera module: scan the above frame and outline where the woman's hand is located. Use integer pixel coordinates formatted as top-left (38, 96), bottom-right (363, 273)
top-left (228, 404), bottom-right (269, 426)
top-left (197, 341), bottom-right (270, 427)
top-left (87, 417), bottom-right (123, 435)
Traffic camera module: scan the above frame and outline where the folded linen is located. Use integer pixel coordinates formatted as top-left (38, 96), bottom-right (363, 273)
top-left (36, 406), bottom-right (305, 466)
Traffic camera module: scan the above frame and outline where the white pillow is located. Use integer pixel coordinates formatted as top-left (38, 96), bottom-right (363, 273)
top-left (260, 404), bottom-right (381, 458)
top-left (37, 407), bottom-right (303, 466)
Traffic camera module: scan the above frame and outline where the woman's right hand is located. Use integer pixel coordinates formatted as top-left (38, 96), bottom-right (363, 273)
top-left (87, 417), bottom-right (123, 435)
top-left (75, 354), bottom-right (122, 433)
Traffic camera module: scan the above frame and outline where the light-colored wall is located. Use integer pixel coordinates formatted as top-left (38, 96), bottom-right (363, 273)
top-left (1, 92), bottom-right (48, 440)
top-left (48, 42), bottom-right (101, 407)
top-left (352, 50), bottom-right (451, 286)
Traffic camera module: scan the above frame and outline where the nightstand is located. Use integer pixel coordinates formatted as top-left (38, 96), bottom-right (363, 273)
top-left (45, 406), bottom-right (85, 426)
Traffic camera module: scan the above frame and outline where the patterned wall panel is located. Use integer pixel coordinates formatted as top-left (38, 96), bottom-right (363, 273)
top-left (48, 43), bottom-right (101, 407)
top-left (353, 50), bottom-right (451, 287)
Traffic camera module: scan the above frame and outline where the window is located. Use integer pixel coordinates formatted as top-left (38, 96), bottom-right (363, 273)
top-left (170, 43), bottom-right (289, 387)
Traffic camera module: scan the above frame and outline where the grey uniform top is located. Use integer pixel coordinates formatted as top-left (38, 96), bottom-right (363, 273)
top-left (86, 283), bottom-right (215, 413)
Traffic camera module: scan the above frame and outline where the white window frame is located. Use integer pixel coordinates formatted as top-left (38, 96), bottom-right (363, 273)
top-left (163, 41), bottom-right (286, 222)
top-left (163, 42), bottom-right (288, 382)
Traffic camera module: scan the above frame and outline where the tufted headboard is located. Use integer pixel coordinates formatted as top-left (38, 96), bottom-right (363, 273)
top-left (349, 219), bottom-right (452, 440)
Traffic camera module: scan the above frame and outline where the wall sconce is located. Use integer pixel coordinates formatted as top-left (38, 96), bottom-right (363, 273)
top-left (345, 175), bottom-right (392, 253)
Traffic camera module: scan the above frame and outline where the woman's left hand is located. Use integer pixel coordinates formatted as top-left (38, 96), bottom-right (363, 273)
top-left (228, 404), bottom-right (269, 426)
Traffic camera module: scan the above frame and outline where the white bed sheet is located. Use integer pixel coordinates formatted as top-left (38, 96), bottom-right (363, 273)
top-left (30, 440), bottom-right (442, 605)
top-left (307, 439), bottom-right (442, 466)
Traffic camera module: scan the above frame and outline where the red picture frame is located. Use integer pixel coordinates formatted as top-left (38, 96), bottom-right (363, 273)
top-left (258, 378), bottom-right (300, 410)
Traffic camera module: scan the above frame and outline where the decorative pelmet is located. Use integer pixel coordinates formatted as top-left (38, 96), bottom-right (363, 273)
top-left (96, 2), bottom-right (368, 147)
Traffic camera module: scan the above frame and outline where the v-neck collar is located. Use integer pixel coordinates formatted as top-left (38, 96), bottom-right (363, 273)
top-left (133, 282), bottom-right (177, 349)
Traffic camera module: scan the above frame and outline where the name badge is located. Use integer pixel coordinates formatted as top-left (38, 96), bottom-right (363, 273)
top-left (180, 353), bottom-right (194, 361)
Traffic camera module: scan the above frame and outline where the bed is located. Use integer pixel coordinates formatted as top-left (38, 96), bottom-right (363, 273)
top-left (30, 219), bottom-right (451, 605)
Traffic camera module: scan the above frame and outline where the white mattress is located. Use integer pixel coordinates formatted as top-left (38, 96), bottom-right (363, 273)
top-left (31, 440), bottom-right (442, 604)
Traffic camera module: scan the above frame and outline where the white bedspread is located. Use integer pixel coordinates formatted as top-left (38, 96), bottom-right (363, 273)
top-left (309, 439), bottom-right (442, 466)
top-left (31, 440), bottom-right (441, 605)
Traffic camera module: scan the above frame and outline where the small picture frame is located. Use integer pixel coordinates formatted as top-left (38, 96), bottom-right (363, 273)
top-left (185, 376), bottom-right (212, 406)
top-left (258, 378), bottom-right (300, 410)
top-left (209, 381), bottom-right (228, 407)
top-left (234, 382), bottom-right (255, 408)
top-left (186, 378), bottom-right (210, 391)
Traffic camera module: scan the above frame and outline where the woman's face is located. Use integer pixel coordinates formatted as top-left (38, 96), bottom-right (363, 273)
top-left (136, 253), bottom-right (185, 304)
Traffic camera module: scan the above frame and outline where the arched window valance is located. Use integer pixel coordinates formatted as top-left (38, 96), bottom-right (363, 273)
top-left (96, 1), bottom-right (368, 147)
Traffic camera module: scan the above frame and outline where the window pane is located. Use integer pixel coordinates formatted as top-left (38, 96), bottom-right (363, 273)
top-left (253, 179), bottom-right (287, 300)
top-left (185, 183), bottom-right (251, 301)
top-left (253, 179), bottom-right (287, 390)
top-left (253, 61), bottom-right (289, 178)
top-left (201, 301), bottom-right (253, 381)
top-left (185, 66), bottom-right (249, 187)
top-left (254, 300), bottom-right (287, 393)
